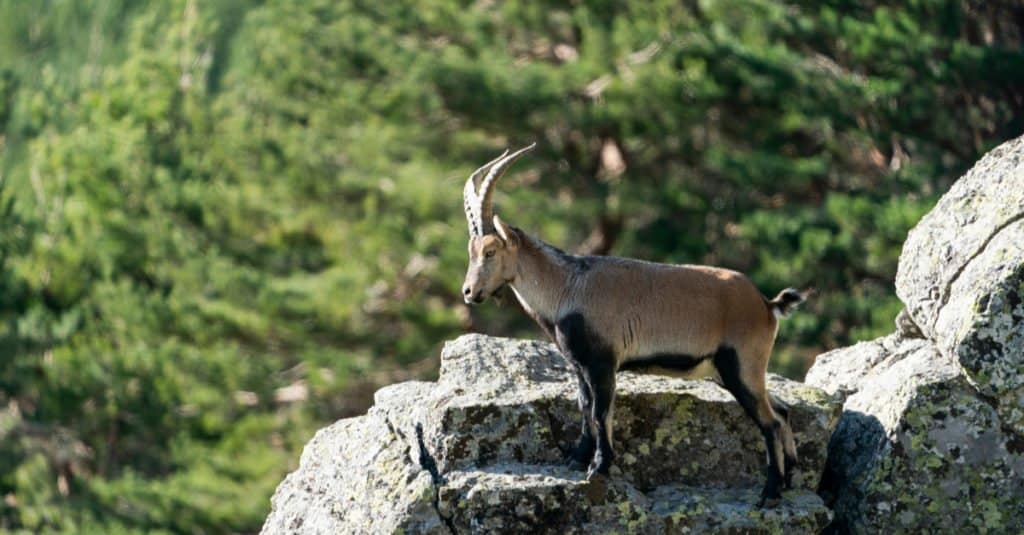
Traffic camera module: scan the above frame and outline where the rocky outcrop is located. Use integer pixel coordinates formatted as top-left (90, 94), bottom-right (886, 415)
top-left (807, 135), bottom-right (1024, 533)
top-left (263, 413), bottom-right (446, 534)
top-left (263, 137), bottom-right (1024, 534)
top-left (262, 335), bottom-right (841, 534)
top-left (896, 137), bottom-right (1024, 424)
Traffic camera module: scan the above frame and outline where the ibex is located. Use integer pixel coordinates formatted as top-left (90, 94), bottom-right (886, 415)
top-left (460, 143), bottom-right (808, 507)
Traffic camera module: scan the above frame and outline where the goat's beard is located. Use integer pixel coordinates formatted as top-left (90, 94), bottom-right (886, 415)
top-left (491, 284), bottom-right (514, 306)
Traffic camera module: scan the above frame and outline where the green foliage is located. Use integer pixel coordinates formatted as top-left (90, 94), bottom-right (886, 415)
top-left (1, 0), bottom-right (1021, 531)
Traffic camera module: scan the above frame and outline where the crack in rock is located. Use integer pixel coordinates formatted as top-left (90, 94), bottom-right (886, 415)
top-left (934, 211), bottom-right (1024, 331)
top-left (415, 422), bottom-right (457, 534)
top-left (264, 334), bottom-right (841, 534)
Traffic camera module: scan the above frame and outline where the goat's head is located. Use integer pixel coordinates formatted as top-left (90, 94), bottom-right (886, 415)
top-left (461, 143), bottom-right (535, 305)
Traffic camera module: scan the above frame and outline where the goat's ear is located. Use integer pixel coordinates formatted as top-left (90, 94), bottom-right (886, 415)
top-left (493, 215), bottom-right (519, 248)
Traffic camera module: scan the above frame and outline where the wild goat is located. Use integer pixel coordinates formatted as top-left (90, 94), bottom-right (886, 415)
top-left (460, 144), bottom-right (809, 507)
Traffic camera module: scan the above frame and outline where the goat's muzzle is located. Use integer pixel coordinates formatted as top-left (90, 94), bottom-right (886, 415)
top-left (463, 286), bottom-right (484, 305)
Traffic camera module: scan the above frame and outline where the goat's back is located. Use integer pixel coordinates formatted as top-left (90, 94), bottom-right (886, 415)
top-left (568, 257), bottom-right (777, 361)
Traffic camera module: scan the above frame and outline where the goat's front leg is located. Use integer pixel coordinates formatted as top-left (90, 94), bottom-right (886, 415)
top-left (584, 360), bottom-right (616, 479)
top-left (565, 365), bottom-right (596, 471)
top-left (555, 312), bottom-right (617, 480)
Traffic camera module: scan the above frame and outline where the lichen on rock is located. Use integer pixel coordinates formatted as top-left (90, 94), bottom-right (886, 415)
top-left (804, 333), bottom-right (934, 402)
top-left (263, 136), bottom-right (1024, 534)
top-left (262, 333), bottom-right (840, 533)
top-left (259, 414), bottom-right (445, 534)
top-left (808, 135), bottom-right (1024, 534)
top-left (813, 346), bottom-right (1024, 533)
top-left (896, 135), bottom-right (1024, 398)
top-left (437, 463), bottom-right (831, 534)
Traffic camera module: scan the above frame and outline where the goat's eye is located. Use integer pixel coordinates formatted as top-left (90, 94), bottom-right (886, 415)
top-left (484, 250), bottom-right (496, 258)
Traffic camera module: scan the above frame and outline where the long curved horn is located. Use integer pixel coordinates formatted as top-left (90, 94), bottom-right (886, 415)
top-left (464, 150), bottom-right (509, 236)
top-left (478, 143), bottom-right (536, 234)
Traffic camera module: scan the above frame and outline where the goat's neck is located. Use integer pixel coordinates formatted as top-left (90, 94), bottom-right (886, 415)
top-left (508, 230), bottom-right (577, 324)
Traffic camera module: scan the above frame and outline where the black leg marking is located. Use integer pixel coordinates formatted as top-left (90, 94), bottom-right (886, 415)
top-left (758, 422), bottom-right (785, 506)
top-left (771, 394), bottom-right (798, 489)
top-left (618, 352), bottom-right (706, 373)
top-left (565, 364), bottom-right (596, 470)
top-left (523, 303), bottom-right (596, 470)
top-left (712, 346), bottom-right (784, 506)
top-left (712, 347), bottom-right (760, 421)
top-left (555, 312), bottom-right (618, 480)
top-left (585, 361), bottom-right (616, 479)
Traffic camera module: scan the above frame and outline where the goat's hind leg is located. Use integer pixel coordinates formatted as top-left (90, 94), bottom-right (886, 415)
top-left (770, 394), bottom-right (798, 488)
top-left (713, 346), bottom-right (786, 507)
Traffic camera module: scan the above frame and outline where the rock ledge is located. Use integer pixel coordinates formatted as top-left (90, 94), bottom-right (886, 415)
top-left (262, 334), bottom-right (841, 534)
top-left (807, 135), bottom-right (1024, 533)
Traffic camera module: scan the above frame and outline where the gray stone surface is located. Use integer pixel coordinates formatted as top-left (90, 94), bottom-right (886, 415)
top-left (263, 334), bottom-right (841, 534)
top-left (895, 135), bottom-right (1024, 397)
top-left (260, 414), bottom-right (444, 535)
top-left (438, 463), bottom-right (831, 534)
top-left (804, 333), bottom-right (935, 401)
top-left (997, 386), bottom-right (1024, 437)
top-left (264, 136), bottom-right (1024, 535)
top-left (376, 335), bottom-right (840, 492)
top-left (814, 346), bottom-right (1024, 533)
top-left (805, 135), bottom-right (1024, 534)
top-left (935, 219), bottom-right (1024, 396)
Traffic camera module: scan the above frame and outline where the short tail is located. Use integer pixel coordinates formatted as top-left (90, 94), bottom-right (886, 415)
top-left (768, 288), bottom-right (813, 319)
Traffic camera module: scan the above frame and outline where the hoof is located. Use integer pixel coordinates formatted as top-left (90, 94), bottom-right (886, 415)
top-left (565, 456), bottom-right (588, 471)
top-left (563, 436), bottom-right (596, 472)
top-left (586, 459), bottom-right (611, 481)
top-left (563, 445), bottom-right (594, 472)
top-left (757, 494), bottom-right (782, 509)
top-left (586, 467), bottom-right (609, 483)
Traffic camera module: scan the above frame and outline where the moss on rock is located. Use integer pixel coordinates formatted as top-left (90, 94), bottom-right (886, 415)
top-left (896, 135), bottom-right (1024, 398)
top-left (809, 136), bottom-right (1024, 533)
top-left (264, 334), bottom-right (838, 533)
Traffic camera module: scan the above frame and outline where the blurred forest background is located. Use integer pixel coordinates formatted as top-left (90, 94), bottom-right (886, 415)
top-left (1, 0), bottom-right (1022, 532)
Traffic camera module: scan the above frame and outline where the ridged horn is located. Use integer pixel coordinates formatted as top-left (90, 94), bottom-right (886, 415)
top-left (464, 150), bottom-right (509, 237)
top-left (478, 143), bottom-right (536, 234)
